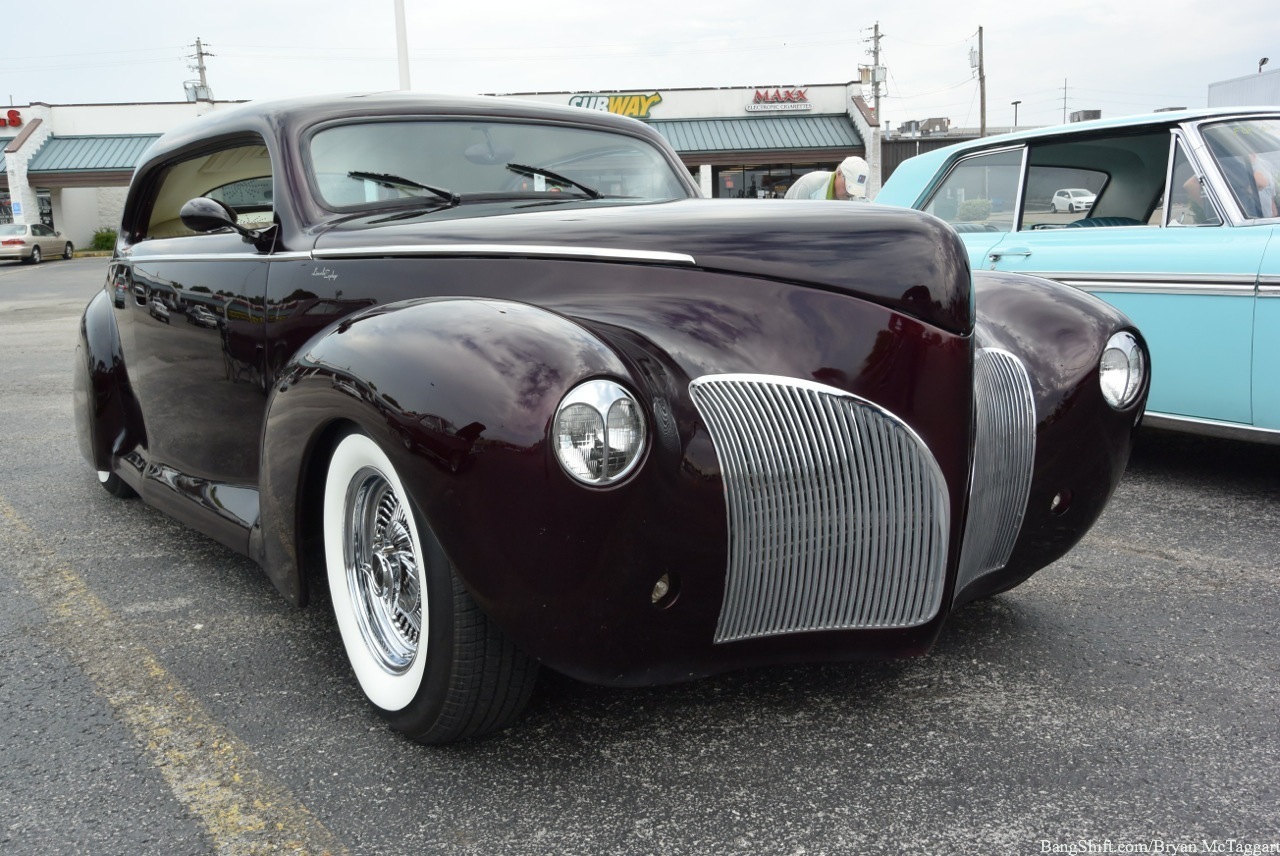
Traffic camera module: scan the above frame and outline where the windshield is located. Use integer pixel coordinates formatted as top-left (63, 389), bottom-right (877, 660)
top-left (0, 224), bottom-right (25, 236)
top-left (1200, 118), bottom-right (1280, 219)
top-left (308, 120), bottom-right (691, 210)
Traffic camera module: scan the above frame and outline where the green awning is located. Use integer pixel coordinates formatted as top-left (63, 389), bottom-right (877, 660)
top-left (27, 134), bottom-right (160, 173)
top-left (648, 115), bottom-right (862, 154)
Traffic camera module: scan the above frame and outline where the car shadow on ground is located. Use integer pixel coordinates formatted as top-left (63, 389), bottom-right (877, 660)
top-left (1126, 427), bottom-right (1280, 500)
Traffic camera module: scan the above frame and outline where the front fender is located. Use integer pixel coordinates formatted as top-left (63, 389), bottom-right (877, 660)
top-left (257, 296), bottom-right (632, 607)
top-left (960, 270), bottom-right (1149, 603)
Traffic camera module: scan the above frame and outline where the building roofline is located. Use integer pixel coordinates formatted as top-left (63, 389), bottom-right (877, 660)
top-left (18, 99), bottom-right (249, 109)
top-left (492, 81), bottom-right (859, 97)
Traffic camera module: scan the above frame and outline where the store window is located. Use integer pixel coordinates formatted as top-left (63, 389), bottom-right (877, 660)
top-left (712, 163), bottom-right (839, 199)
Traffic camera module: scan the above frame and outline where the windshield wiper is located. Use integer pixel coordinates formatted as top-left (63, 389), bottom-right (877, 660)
top-left (347, 171), bottom-right (461, 206)
top-left (505, 163), bottom-right (603, 199)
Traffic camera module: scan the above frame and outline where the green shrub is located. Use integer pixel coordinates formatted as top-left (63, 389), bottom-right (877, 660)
top-left (934, 197), bottom-right (958, 221)
top-left (91, 227), bottom-right (117, 252)
top-left (956, 199), bottom-right (993, 222)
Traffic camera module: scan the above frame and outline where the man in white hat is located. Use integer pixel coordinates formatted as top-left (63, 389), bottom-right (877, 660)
top-left (784, 156), bottom-right (870, 200)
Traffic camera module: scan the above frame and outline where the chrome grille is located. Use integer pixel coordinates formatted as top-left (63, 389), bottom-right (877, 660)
top-left (955, 348), bottom-right (1036, 595)
top-left (689, 374), bottom-right (950, 643)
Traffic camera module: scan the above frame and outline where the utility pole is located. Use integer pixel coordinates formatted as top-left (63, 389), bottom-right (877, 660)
top-left (1062, 78), bottom-right (1068, 123)
top-left (977, 26), bottom-right (986, 136)
top-left (1011, 100), bottom-right (1021, 127)
top-left (186, 37), bottom-right (214, 101)
top-left (192, 37), bottom-right (212, 91)
top-left (865, 22), bottom-right (884, 121)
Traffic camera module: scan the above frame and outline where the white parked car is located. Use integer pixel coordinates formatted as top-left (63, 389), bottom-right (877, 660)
top-left (1050, 188), bottom-right (1096, 213)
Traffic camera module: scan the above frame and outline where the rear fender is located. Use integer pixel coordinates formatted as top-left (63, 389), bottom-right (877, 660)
top-left (73, 288), bottom-right (145, 485)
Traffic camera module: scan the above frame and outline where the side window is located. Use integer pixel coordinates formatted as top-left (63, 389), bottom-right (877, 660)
top-left (922, 148), bottom-right (1022, 232)
top-left (207, 177), bottom-right (274, 229)
top-left (1201, 119), bottom-right (1280, 220)
top-left (1022, 166), bottom-right (1108, 230)
top-left (144, 141), bottom-right (274, 240)
top-left (1164, 139), bottom-right (1222, 227)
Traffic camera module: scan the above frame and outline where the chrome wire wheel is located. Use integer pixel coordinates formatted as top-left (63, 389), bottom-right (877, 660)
top-left (325, 432), bottom-right (430, 713)
top-left (344, 466), bottom-right (422, 675)
top-left (323, 427), bottom-right (538, 742)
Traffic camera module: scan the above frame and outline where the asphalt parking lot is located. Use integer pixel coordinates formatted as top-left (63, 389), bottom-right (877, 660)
top-left (1, 257), bottom-right (1278, 855)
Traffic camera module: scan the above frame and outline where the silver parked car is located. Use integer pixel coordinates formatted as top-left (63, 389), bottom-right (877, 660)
top-left (0, 223), bottom-right (74, 263)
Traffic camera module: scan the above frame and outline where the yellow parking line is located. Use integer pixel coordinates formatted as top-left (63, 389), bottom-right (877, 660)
top-left (0, 497), bottom-right (348, 856)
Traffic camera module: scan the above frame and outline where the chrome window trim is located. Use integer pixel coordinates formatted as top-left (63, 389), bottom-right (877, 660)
top-left (312, 244), bottom-right (697, 264)
top-left (1181, 116), bottom-right (1280, 227)
top-left (1164, 130), bottom-right (1228, 228)
top-left (921, 144), bottom-right (1027, 232)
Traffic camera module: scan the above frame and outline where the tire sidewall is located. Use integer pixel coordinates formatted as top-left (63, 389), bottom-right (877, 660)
top-left (324, 431), bottom-right (445, 716)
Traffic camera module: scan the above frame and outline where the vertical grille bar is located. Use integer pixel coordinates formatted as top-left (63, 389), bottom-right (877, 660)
top-left (689, 375), bottom-right (950, 643)
top-left (955, 348), bottom-right (1036, 595)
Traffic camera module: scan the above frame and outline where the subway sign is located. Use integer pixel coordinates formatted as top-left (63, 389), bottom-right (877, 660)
top-left (568, 92), bottom-right (663, 119)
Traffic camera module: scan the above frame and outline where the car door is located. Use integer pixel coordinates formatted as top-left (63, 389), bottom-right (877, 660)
top-left (31, 224), bottom-right (55, 256)
top-left (114, 139), bottom-right (277, 548)
top-left (1255, 234), bottom-right (1280, 433)
top-left (982, 130), bottom-right (1264, 427)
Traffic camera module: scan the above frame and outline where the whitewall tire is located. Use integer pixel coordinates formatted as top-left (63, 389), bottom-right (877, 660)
top-left (324, 431), bottom-right (429, 712)
top-left (322, 429), bottom-right (538, 743)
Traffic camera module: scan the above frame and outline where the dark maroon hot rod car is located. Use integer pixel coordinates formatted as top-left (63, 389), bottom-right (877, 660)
top-left (74, 93), bottom-right (1148, 744)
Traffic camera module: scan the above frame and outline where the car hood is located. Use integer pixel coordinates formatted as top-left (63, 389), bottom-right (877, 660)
top-left (309, 199), bottom-right (974, 335)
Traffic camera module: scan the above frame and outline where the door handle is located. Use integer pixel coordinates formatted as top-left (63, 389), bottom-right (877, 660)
top-left (988, 247), bottom-right (1032, 261)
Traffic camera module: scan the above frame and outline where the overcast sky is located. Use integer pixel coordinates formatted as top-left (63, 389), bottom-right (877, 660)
top-left (3, 0), bottom-right (1274, 130)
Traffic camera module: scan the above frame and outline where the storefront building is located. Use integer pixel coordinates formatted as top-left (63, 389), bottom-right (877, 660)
top-left (505, 82), bottom-right (878, 199)
top-left (0, 100), bottom-right (234, 250)
top-left (1, 81), bottom-right (877, 251)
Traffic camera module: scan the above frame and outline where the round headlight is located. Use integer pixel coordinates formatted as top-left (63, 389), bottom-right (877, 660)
top-left (553, 380), bottom-right (646, 485)
top-left (1099, 331), bottom-right (1146, 409)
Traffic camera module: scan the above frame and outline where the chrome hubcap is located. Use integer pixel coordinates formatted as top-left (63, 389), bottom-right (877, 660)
top-left (345, 467), bottom-right (422, 674)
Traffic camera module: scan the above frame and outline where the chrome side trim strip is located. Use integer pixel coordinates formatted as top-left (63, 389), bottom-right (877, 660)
top-left (1259, 276), bottom-right (1280, 298)
top-left (312, 244), bottom-right (697, 264)
top-left (955, 349), bottom-right (1036, 597)
top-left (1144, 412), bottom-right (1280, 445)
top-left (124, 245), bottom-right (697, 265)
top-left (1032, 272), bottom-right (1257, 297)
top-left (690, 374), bottom-right (950, 642)
top-left (131, 252), bottom-right (306, 263)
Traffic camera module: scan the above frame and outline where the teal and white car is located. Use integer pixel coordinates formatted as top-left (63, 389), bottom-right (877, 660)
top-left (878, 108), bottom-right (1280, 443)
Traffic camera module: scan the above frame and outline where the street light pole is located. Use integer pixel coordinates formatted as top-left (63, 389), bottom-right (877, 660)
top-left (395, 0), bottom-right (411, 90)
top-left (1011, 100), bottom-right (1021, 128)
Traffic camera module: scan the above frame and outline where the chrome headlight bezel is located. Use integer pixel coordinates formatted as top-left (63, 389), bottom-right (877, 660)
top-left (1099, 331), bottom-right (1146, 410)
top-left (552, 379), bottom-right (647, 486)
